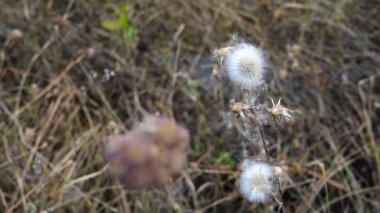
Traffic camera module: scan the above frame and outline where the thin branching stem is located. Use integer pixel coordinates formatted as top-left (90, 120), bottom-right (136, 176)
top-left (258, 126), bottom-right (269, 158)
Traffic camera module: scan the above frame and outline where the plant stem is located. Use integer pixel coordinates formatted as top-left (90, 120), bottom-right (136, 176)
top-left (258, 126), bottom-right (269, 157)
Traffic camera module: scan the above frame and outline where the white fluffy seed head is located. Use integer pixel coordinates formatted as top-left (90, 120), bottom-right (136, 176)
top-left (224, 43), bottom-right (266, 89)
top-left (239, 160), bottom-right (275, 203)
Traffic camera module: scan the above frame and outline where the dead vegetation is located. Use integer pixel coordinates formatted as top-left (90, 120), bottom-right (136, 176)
top-left (0, 0), bottom-right (379, 212)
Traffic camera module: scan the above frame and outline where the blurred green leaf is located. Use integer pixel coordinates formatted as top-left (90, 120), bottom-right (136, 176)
top-left (118, 15), bottom-right (129, 29)
top-left (100, 20), bottom-right (120, 31)
top-left (215, 152), bottom-right (236, 167)
top-left (119, 3), bottom-right (130, 14)
top-left (126, 27), bottom-right (137, 40)
top-left (101, 2), bottom-right (137, 40)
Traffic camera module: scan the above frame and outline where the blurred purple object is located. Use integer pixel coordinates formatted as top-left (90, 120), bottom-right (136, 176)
top-left (104, 116), bottom-right (190, 189)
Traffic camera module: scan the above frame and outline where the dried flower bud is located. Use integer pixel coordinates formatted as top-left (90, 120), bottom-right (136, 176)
top-left (267, 97), bottom-right (294, 125)
top-left (9, 29), bottom-right (23, 40)
top-left (104, 116), bottom-right (190, 189)
top-left (231, 102), bottom-right (245, 113)
top-left (213, 47), bottom-right (232, 60)
top-left (212, 47), bottom-right (232, 77)
top-left (85, 47), bottom-right (96, 58)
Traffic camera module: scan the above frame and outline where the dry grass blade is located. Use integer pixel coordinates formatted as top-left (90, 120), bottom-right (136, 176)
top-left (0, 0), bottom-right (379, 212)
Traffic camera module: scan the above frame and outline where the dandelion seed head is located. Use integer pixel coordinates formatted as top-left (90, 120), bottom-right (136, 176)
top-left (239, 160), bottom-right (275, 203)
top-left (225, 43), bottom-right (266, 89)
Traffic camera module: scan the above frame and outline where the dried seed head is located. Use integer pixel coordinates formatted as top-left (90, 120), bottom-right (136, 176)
top-left (239, 159), bottom-right (275, 203)
top-left (224, 43), bottom-right (266, 89)
top-left (104, 116), bottom-right (190, 189)
top-left (267, 97), bottom-right (294, 124)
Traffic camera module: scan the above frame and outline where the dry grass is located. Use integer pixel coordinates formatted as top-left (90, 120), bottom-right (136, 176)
top-left (0, 0), bottom-right (379, 212)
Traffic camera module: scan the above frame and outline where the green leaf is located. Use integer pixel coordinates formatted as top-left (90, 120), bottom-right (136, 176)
top-left (119, 3), bottom-right (130, 14)
top-left (118, 15), bottom-right (129, 29)
top-left (126, 27), bottom-right (137, 40)
top-left (100, 20), bottom-right (120, 31)
top-left (215, 152), bottom-right (236, 167)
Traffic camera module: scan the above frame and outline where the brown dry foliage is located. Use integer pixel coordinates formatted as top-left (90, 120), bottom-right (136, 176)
top-left (0, 0), bottom-right (379, 212)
